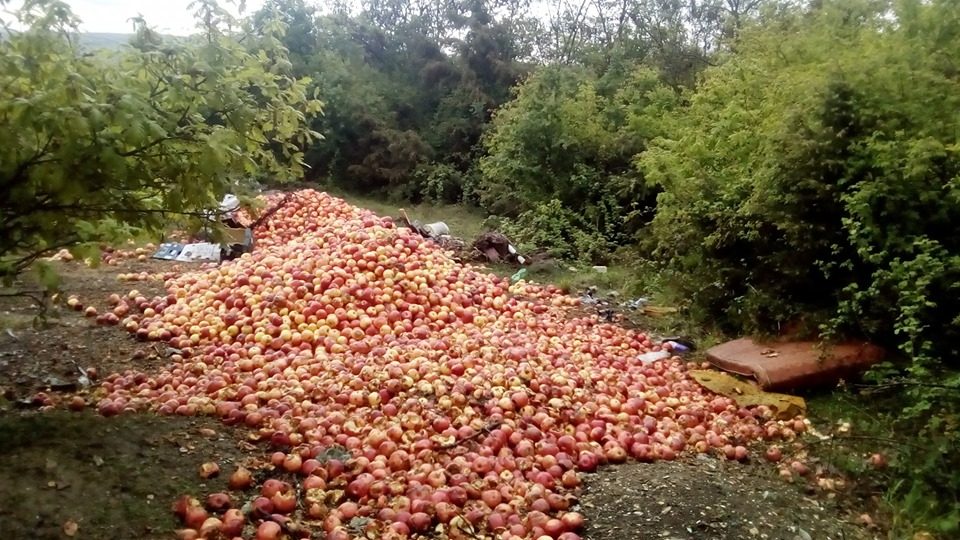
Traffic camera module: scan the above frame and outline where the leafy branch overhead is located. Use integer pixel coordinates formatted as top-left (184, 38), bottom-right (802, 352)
top-left (0, 0), bottom-right (322, 279)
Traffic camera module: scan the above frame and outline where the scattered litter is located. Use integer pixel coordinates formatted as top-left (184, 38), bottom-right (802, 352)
top-left (592, 265), bottom-right (608, 273)
top-left (398, 209), bottom-right (441, 238)
top-left (689, 370), bottom-right (806, 419)
top-left (638, 350), bottom-right (672, 364)
top-left (69, 359), bottom-right (91, 387)
top-left (473, 231), bottom-right (526, 265)
top-left (422, 222), bottom-right (450, 237)
top-left (579, 288), bottom-right (600, 305)
top-left (510, 268), bottom-right (528, 283)
top-left (151, 193), bottom-right (255, 262)
top-left (219, 193), bottom-right (240, 215)
top-left (662, 336), bottom-right (697, 352)
top-left (62, 519), bottom-right (78, 537)
top-left (4, 328), bottom-right (17, 340)
top-left (664, 341), bottom-right (690, 353)
top-left (642, 305), bottom-right (679, 316)
top-left (152, 243), bottom-right (184, 261)
top-left (623, 297), bottom-right (649, 309)
top-left (395, 211), bottom-right (474, 259)
top-left (175, 242), bottom-right (222, 262)
top-left (42, 376), bottom-right (76, 391)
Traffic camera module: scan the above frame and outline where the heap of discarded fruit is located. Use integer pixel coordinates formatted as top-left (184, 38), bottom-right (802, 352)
top-left (93, 190), bottom-right (807, 540)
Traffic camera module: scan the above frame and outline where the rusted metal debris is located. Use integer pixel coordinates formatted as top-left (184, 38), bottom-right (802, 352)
top-left (706, 338), bottom-right (885, 391)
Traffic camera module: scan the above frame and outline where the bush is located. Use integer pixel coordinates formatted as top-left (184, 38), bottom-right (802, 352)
top-left (496, 199), bottom-right (613, 263)
top-left (478, 65), bottom-right (675, 256)
top-left (408, 162), bottom-right (475, 204)
top-left (641, 0), bottom-right (960, 532)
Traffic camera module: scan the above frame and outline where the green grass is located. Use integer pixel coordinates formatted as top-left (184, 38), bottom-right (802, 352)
top-left (327, 188), bottom-right (490, 242)
top-left (495, 258), bottom-right (726, 348)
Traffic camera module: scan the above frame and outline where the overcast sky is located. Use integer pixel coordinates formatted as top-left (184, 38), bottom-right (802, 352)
top-left (5, 0), bottom-right (266, 35)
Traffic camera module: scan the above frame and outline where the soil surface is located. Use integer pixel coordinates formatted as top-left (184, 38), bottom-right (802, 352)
top-left (580, 456), bottom-right (875, 540)
top-left (0, 259), bottom-right (182, 403)
top-left (0, 257), bottom-right (884, 539)
top-left (0, 411), bottom-right (250, 539)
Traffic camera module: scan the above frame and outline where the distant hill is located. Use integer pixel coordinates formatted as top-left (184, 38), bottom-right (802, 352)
top-left (75, 32), bottom-right (133, 50)
top-left (2, 30), bottom-right (188, 51)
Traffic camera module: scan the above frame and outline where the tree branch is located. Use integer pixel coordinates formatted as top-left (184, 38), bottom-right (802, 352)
top-left (2, 235), bottom-right (81, 278)
top-left (2, 133), bottom-right (56, 194)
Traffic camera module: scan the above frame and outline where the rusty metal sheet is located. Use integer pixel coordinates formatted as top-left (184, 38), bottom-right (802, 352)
top-left (705, 338), bottom-right (885, 391)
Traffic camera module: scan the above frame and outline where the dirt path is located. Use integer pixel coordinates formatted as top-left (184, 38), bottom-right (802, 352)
top-left (0, 258), bottom-right (881, 539)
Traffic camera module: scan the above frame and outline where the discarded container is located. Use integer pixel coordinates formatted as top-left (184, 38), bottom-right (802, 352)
top-left (591, 265), bottom-right (608, 273)
top-left (422, 222), bottom-right (450, 237)
top-left (510, 268), bottom-right (528, 283)
top-left (220, 194), bottom-right (240, 214)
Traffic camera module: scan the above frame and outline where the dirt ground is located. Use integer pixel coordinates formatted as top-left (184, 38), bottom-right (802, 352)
top-left (0, 259), bottom-right (176, 404)
top-left (0, 411), bottom-right (251, 539)
top-left (0, 258), bottom-right (885, 539)
top-left (580, 456), bottom-right (876, 540)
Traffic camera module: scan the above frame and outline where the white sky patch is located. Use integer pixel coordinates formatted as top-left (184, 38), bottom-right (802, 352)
top-left (4, 0), bottom-right (265, 35)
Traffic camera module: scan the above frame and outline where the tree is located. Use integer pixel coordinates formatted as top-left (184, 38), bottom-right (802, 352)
top-left (0, 0), bottom-right (322, 283)
top-left (540, 0), bottom-right (771, 87)
top-left (255, 0), bottom-right (530, 202)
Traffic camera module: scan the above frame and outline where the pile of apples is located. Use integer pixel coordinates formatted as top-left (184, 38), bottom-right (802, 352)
top-left (98, 190), bottom-right (804, 539)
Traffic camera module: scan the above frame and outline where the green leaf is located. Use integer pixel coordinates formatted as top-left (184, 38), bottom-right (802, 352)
top-left (33, 261), bottom-right (61, 291)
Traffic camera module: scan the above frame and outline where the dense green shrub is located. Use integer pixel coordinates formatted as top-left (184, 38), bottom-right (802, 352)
top-left (641, 0), bottom-right (960, 531)
top-left (478, 65), bottom-right (675, 261)
top-left (492, 199), bottom-right (612, 262)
